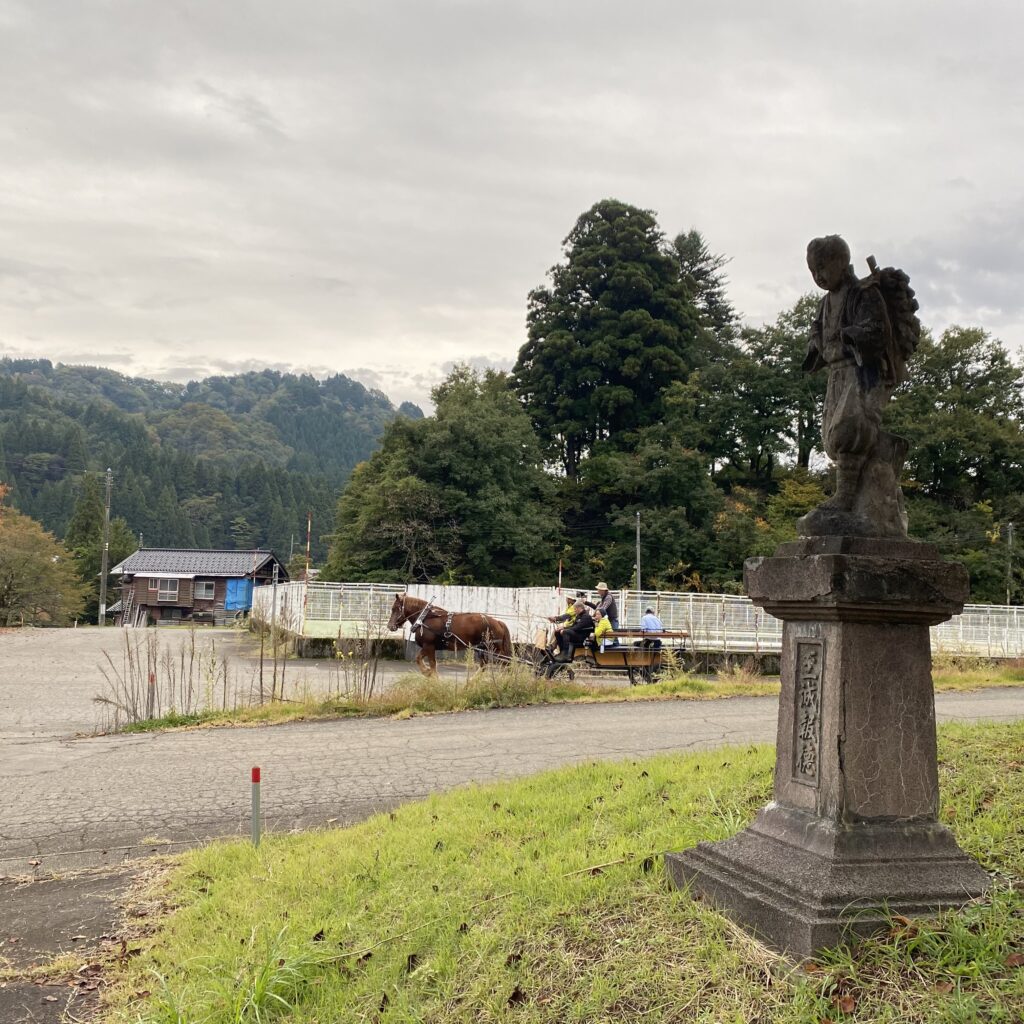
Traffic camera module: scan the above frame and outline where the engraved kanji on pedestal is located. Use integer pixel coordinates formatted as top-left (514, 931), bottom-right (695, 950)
top-left (793, 640), bottom-right (823, 786)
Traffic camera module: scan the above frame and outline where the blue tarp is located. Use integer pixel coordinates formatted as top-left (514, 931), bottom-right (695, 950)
top-left (225, 578), bottom-right (254, 611)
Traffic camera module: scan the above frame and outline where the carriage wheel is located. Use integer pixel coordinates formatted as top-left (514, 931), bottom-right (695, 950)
top-left (545, 661), bottom-right (575, 682)
top-left (529, 646), bottom-right (551, 673)
top-left (628, 665), bottom-right (653, 687)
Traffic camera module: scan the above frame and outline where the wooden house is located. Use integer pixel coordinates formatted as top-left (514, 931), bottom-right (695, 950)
top-left (110, 548), bottom-right (288, 626)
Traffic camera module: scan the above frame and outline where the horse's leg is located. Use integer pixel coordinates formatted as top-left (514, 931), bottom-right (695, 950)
top-left (415, 644), bottom-right (433, 677)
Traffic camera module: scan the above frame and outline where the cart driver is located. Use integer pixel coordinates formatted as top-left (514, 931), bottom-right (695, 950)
top-left (555, 602), bottom-right (595, 661)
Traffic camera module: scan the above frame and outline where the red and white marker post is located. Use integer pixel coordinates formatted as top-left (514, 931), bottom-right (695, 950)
top-left (251, 766), bottom-right (262, 847)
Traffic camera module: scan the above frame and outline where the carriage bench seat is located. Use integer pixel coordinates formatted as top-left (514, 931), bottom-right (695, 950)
top-left (606, 629), bottom-right (689, 644)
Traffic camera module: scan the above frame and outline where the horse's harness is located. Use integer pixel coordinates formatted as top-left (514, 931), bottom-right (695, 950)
top-left (406, 598), bottom-right (459, 647)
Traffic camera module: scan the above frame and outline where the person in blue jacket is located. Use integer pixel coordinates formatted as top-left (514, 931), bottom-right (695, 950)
top-left (640, 607), bottom-right (664, 649)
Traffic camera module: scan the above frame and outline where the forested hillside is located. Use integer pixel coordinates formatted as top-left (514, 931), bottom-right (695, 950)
top-left (326, 199), bottom-right (1024, 604)
top-left (0, 361), bottom-right (421, 561)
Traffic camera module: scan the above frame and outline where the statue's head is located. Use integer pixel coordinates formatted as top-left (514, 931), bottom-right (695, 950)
top-left (806, 235), bottom-right (851, 291)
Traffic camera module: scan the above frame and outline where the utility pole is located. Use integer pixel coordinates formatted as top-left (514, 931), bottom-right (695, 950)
top-left (635, 510), bottom-right (642, 596)
top-left (1007, 522), bottom-right (1015, 606)
top-left (98, 467), bottom-right (112, 626)
top-left (305, 511), bottom-right (312, 579)
top-left (270, 561), bottom-right (279, 702)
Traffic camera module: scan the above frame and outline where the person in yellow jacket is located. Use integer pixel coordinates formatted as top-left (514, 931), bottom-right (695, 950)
top-left (549, 595), bottom-right (578, 627)
top-left (590, 608), bottom-right (614, 652)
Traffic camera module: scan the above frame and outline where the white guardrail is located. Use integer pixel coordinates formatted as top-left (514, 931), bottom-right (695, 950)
top-left (250, 581), bottom-right (1024, 658)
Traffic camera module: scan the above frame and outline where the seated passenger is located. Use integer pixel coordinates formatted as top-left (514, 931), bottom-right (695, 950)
top-left (640, 607), bottom-right (664, 649)
top-left (588, 608), bottom-right (615, 652)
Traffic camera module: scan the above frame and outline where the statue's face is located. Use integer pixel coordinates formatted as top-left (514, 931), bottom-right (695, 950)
top-left (808, 252), bottom-right (846, 291)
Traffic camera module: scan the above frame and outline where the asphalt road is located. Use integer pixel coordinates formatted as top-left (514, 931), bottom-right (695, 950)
top-left (2, 629), bottom-right (1023, 876)
top-left (0, 626), bottom-right (457, 740)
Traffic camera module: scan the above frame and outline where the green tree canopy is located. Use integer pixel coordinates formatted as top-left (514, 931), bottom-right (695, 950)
top-left (0, 360), bottom-right (393, 560)
top-left (325, 367), bottom-right (562, 585)
top-left (889, 326), bottom-right (1024, 507)
top-left (0, 492), bottom-right (87, 625)
top-left (64, 471), bottom-right (106, 551)
top-left (63, 472), bottom-right (137, 620)
top-left (514, 199), bottom-right (702, 479)
top-left (732, 295), bottom-right (824, 480)
top-left (672, 228), bottom-right (740, 349)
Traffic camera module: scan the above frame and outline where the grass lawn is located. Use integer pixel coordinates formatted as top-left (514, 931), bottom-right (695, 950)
top-left (102, 720), bottom-right (1024, 1023)
top-left (116, 656), bottom-right (1024, 734)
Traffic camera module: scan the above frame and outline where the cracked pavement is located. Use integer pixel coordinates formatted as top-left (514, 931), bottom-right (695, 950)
top-left (2, 629), bottom-right (1023, 875)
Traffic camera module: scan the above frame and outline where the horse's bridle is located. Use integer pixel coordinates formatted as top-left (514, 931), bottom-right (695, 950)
top-left (396, 597), bottom-right (462, 646)
top-left (394, 596), bottom-right (435, 632)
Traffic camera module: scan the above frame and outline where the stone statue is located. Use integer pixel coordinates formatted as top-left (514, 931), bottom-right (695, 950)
top-left (667, 237), bottom-right (988, 956)
top-left (797, 235), bottom-right (920, 538)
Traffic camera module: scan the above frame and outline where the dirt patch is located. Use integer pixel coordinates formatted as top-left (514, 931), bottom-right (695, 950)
top-left (0, 980), bottom-right (97, 1024)
top-left (0, 868), bottom-right (134, 969)
top-left (0, 866), bottom-right (141, 1022)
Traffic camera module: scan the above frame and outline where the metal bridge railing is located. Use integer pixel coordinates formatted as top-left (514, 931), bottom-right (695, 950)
top-left (250, 582), bottom-right (1024, 657)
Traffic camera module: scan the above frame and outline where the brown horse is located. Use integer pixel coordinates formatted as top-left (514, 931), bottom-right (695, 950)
top-left (387, 594), bottom-right (512, 676)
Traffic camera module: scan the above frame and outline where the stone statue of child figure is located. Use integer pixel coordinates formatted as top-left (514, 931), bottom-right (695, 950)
top-left (798, 235), bottom-right (920, 539)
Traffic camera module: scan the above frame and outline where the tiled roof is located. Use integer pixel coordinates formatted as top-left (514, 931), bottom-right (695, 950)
top-left (110, 549), bottom-right (280, 577)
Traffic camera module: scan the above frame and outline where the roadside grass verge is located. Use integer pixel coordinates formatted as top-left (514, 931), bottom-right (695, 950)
top-left (117, 663), bottom-right (781, 732)
top-left (932, 653), bottom-right (1024, 693)
top-left (102, 721), bottom-right (1023, 1023)
top-left (116, 656), bottom-right (1024, 733)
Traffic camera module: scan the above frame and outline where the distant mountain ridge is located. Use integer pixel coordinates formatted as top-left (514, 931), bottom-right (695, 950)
top-left (0, 358), bottom-right (422, 558)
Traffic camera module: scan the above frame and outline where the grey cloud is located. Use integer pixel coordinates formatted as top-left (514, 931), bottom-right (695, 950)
top-left (896, 200), bottom-right (1024, 335)
top-left (193, 80), bottom-right (288, 141)
top-left (2, 0), bottom-right (1023, 409)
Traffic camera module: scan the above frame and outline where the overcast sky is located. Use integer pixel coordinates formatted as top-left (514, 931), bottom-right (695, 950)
top-left (1, 1), bottom-right (1022, 408)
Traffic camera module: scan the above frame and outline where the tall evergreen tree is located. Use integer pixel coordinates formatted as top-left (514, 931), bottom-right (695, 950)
top-left (672, 228), bottom-right (741, 349)
top-left (514, 199), bottom-right (702, 479)
top-left (65, 473), bottom-right (105, 551)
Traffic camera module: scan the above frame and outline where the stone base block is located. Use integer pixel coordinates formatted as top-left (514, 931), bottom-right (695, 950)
top-left (666, 812), bottom-right (991, 956)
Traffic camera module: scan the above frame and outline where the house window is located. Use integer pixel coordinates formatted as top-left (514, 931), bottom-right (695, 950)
top-left (148, 578), bottom-right (158, 592)
top-left (195, 580), bottom-right (215, 601)
top-left (157, 579), bottom-right (179, 602)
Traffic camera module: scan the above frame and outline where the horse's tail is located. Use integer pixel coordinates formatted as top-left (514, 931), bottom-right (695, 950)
top-left (496, 619), bottom-right (512, 657)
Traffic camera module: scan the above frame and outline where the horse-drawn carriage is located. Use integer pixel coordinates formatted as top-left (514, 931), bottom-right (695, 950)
top-left (534, 627), bottom-right (688, 686)
top-left (387, 593), bottom-right (687, 685)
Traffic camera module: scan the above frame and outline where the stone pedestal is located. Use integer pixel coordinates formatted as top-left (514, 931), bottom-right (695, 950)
top-left (665, 537), bottom-right (991, 956)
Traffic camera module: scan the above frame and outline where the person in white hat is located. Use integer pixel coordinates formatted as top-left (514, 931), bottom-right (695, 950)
top-left (585, 582), bottom-right (619, 631)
